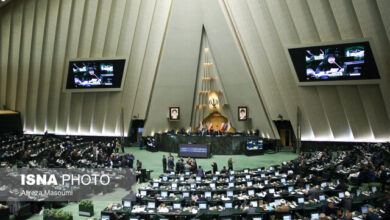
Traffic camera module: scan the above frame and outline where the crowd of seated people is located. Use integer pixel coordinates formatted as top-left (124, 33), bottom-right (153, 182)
top-left (0, 134), bottom-right (142, 169)
top-left (102, 143), bottom-right (390, 220)
top-left (0, 134), bottom-right (144, 219)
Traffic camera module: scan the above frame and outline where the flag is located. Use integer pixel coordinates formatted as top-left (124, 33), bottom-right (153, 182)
top-left (209, 122), bottom-right (213, 131)
top-left (199, 121), bottom-right (203, 131)
top-left (221, 122), bottom-right (225, 131)
top-left (227, 121), bottom-right (231, 131)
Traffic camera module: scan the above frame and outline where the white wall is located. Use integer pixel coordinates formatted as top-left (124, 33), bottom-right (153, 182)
top-left (1, 0), bottom-right (389, 142)
top-left (0, 0), bottom-right (172, 136)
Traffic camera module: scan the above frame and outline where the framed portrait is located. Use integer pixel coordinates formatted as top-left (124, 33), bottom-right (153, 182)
top-left (169, 107), bottom-right (180, 121)
top-left (238, 106), bottom-right (248, 121)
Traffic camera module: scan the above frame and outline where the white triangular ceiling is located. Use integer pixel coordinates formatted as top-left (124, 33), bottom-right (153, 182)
top-left (144, 0), bottom-right (277, 138)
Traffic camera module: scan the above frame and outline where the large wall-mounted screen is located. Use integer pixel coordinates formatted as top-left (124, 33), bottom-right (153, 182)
top-left (65, 59), bottom-right (126, 91)
top-left (288, 41), bottom-right (380, 82)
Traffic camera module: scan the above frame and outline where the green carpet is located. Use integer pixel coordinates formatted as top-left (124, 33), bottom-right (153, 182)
top-left (26, 147), bottom-right (297, 220)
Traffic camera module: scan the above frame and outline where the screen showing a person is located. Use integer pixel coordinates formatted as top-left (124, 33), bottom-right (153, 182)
top-left (227, 191), bottom-right (233, 197)
top-left (66, 59), bottom-right (126, 89)
top-left (269, 188), bottom-right (275, 194)
top-left (205, 192), bottom-right (211, 198)
top-left (199, 203), bottom-right (207, 210)
top-left (248, 190), bottom-right (255, 196)
top-left (247, 181), bottom-right (253, 187)
top-left (173, 203), bottom-right (181, 210)
top-left (288, 41), bottom-right (380, 82)
top-left (246, 139), bottom-right (263, 151)
top-left (183, 192), bottom-right (189, 198)
top-left (147, 202), bottom-right (155, 209)
top-left (225, 202), bottom-right (233, 209)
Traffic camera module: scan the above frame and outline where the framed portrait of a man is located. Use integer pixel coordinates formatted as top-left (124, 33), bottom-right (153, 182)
top-left (238, 106), bottom-right (248, 121)
top-left (169, 107), bottom-right (180, 121)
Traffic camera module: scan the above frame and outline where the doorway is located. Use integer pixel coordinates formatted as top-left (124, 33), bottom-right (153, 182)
top-left (128, 120), bottom-right (145, 144)
top-left (273, 120), bottom-right (296, 148)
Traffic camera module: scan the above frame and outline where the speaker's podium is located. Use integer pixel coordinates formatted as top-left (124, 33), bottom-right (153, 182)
top-left (0, 110), bottom-right (22, 134)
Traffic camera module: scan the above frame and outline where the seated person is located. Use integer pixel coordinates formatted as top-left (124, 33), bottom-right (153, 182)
top-left (157, 203), bottom-right (169, 212)
top-left (363, 208), bottom-right (380, 220)
top-left (243, 203), bottom-right (257, 214)
top-left (321, 202), bottom-right (337, 217)
top-left (107, 204), bottom-right (125, 220)
top-left (275, 201), bottom-right (289, 211)
top-left (336, 179), bottom-right (347, 191)
top-left (307, 185), bottom-right (321, 200)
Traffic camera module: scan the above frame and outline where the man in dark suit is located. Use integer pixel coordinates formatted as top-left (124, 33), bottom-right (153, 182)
top-left (211, 161), bottom-right (218, 174)
top-left (197, 166), bottom-right (204, 177)
top-left (341, 191), bottom-right (352, 211)
top-left (162, 155), bottom-right (167, 173)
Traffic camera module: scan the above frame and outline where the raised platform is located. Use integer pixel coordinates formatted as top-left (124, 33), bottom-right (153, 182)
top-left (155, 133), bottom-right (275, 155)
top-left (0, 110), bottom-right (22, 134)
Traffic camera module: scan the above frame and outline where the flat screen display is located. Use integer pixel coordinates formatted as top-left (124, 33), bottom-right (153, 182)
top-left (250, 201), bottom-right (258, 207)
top-left (246, 139), bottom-right (263, 151)
top-left (311, 213), bottom-right (319, 220)
top-left (147, 202), bottom-right (155, 209)
top-left (161, 191), bottom-right (168, 197)
top-left (288, 41), bottom-right (380, 82)
top-left (123, 201), bottom-right (131, 208)
top-left (179, 144), bottom-right (208, 158)
top-left (225, 202), bottom-right (233, 209)
top-left (66, 59), bottom-right (126, 89)
top-left (199, 203), bottom-right (207, 210)
top-left (173, 203), bottom-right (181, 210)
top-left (101, 215), bottom-right (110, 220)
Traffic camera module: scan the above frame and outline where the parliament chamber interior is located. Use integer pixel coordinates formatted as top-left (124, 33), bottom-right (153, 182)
top-left (0, 0), bottom-right (390, 220)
